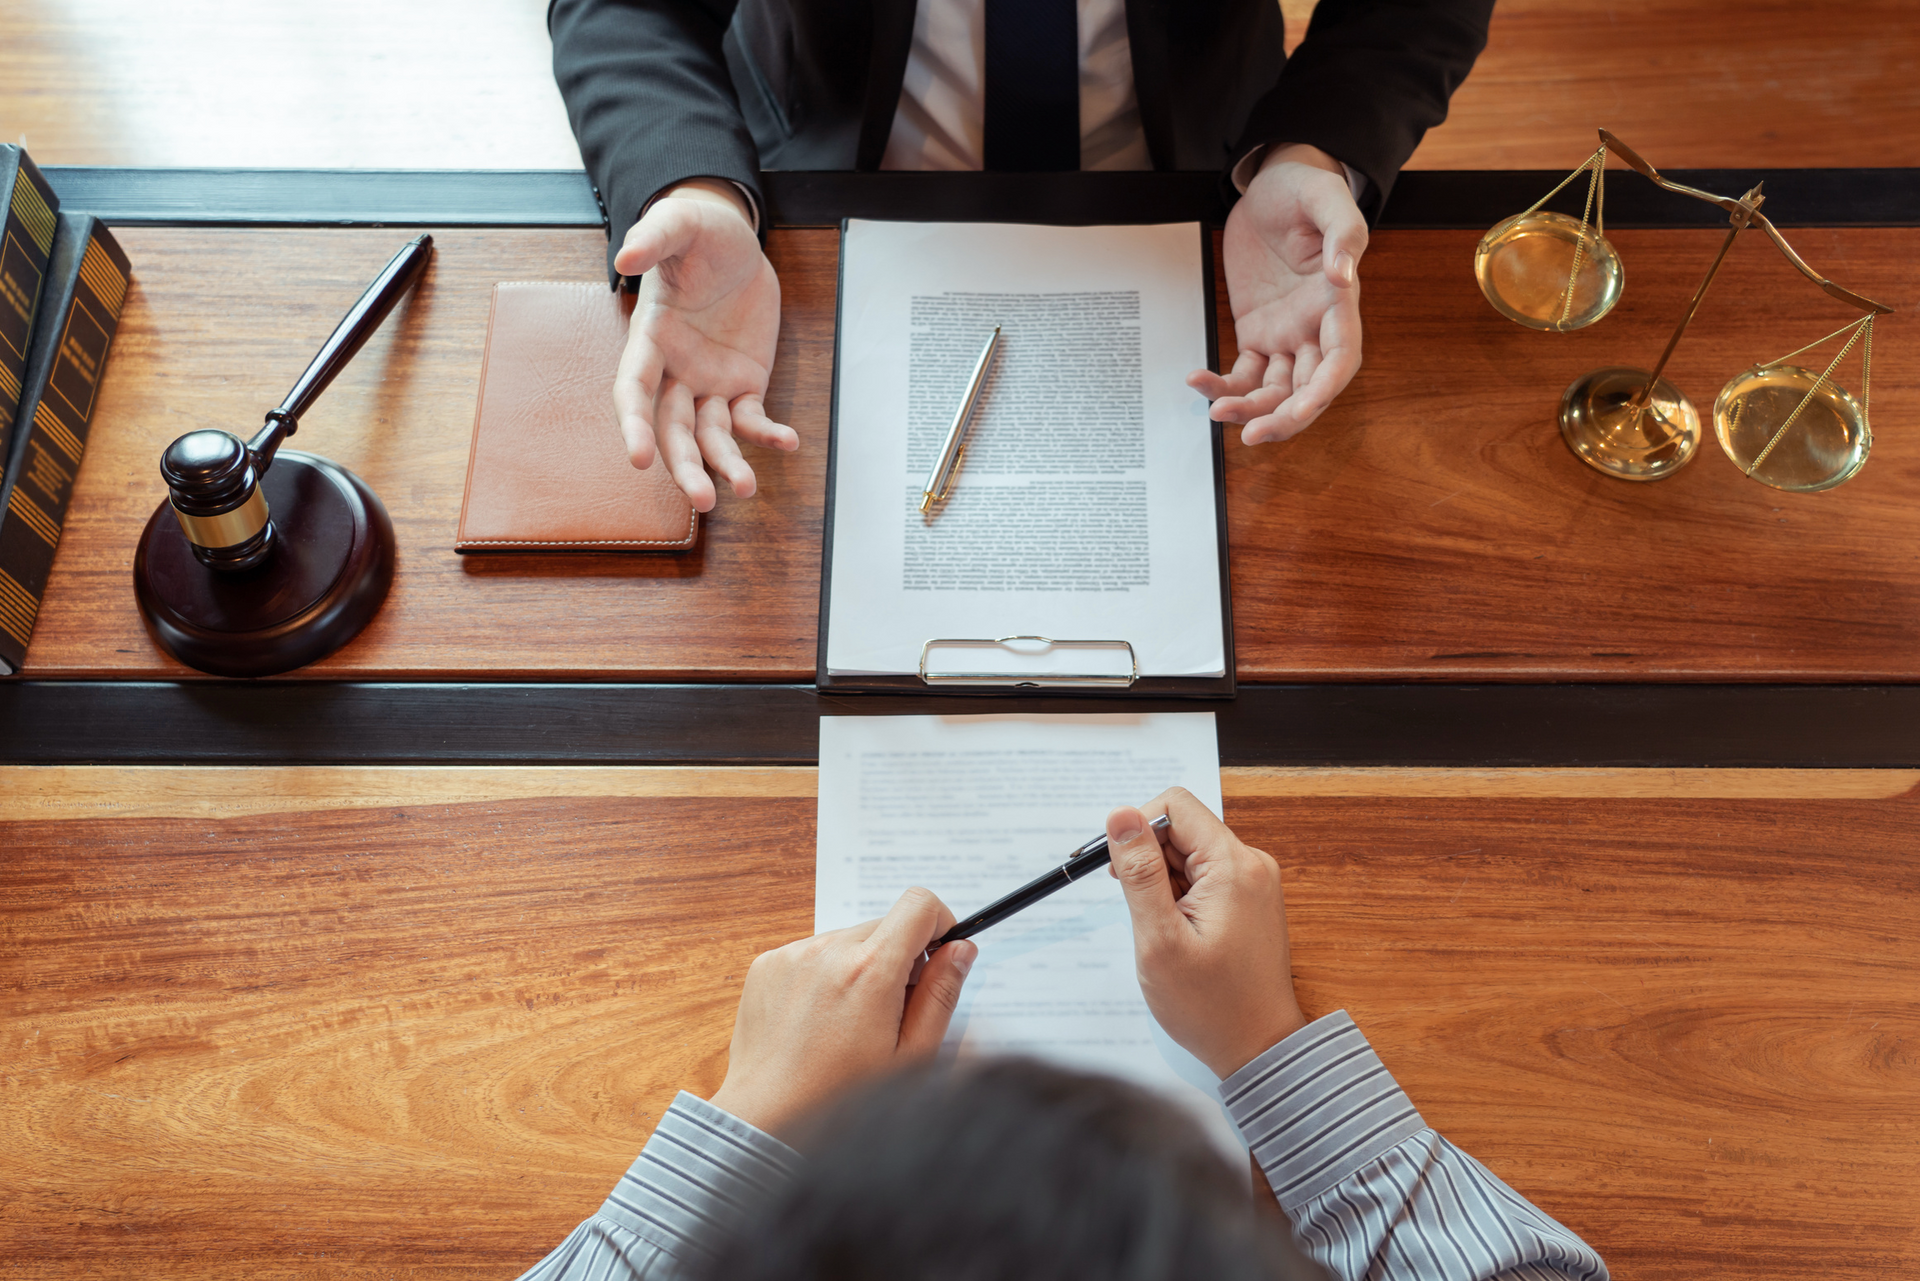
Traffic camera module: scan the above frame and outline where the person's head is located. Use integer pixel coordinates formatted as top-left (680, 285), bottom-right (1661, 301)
top-left (702, 1057), bottom-right (1328, 1281)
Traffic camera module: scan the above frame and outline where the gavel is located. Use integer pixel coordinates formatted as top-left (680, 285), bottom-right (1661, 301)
top-left (133, 235), bottom-right (432, 677)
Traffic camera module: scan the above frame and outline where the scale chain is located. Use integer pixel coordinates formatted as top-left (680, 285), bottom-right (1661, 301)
top-left (1557, 154), bottom-right (1605, 328)
top-left (1861, 314), bottom-right (1873, 427)
top-left (1515, 146), bottom-right (1609, 330)
top-left (1745, 313), bottom-right (1874, 475)
top-left (1518, 145), bottom-right (1607, 223)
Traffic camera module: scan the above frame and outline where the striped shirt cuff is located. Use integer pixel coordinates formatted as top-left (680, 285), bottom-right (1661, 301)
top-left (591, 1091), bottom-right (802, 1266)
top-left (1220, 1010), bottom-right (1427, 1214)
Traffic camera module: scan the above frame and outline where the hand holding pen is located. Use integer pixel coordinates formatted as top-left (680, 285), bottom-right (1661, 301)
top-left (912, 789), bottom-right (1308, 1079)
top-left (908, 814), bottom-right (1172, 981)
top-left (709, 886), bottom-right (976, 1140)
top-left (702, 789), bottom-right (1312, 1143)
top-left (1105, 789), bottom-right (1307, 1078)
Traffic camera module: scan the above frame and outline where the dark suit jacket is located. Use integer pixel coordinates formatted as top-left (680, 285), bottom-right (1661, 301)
top-left (550, 0), bottom-right (1492, 281)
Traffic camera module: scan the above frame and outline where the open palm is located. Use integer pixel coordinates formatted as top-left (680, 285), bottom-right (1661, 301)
top-left (614, 194), bottom-right (793, 511)
top-left (1189, 151), bottom-right (1369, 444)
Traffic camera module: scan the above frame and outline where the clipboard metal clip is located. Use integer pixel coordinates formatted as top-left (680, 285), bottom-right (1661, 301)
top-left (917, 636), bottom-right (1138, 689)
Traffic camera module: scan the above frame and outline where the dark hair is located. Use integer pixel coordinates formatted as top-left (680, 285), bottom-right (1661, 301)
top-left (701, 1058), bottom-right (1328, 1281)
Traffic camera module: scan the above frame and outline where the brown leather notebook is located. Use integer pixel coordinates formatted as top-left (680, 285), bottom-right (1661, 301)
top-left (456, 282), bottom-right (697, 552)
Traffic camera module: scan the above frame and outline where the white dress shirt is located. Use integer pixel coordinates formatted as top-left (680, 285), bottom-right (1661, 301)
top-left (882, 0), bottom-right (1151, 172)
top-left (879, 0), bottom-right (1368, 204)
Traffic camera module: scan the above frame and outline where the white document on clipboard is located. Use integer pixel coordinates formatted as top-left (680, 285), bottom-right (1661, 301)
top-left (815, 712), bottom-right (1246, 1167)
top-left (823, 220), bottom-right (1225, 683)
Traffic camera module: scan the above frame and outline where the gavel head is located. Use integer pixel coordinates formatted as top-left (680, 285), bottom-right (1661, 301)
top-left (159, 428), bottom-right (276, 573)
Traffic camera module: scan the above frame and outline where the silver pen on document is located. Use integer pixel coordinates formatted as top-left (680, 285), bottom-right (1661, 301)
top-left (919, 326), bottom-right (1001, 515)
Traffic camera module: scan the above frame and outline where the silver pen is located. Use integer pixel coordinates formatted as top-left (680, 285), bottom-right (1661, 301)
top-left (919, 326), bottom-right (1001, 515)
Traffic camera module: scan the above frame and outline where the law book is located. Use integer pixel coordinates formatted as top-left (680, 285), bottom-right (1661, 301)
top-left (0, 213), bottom-right (131, 675)
top-left (0, 145), bottom-right (61, 466)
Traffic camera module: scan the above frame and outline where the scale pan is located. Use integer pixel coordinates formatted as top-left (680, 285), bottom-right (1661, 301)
top-left (1714, 365), bottom-right (1870, 492)
top-left (1475, 212), bottom-right (1623, 332)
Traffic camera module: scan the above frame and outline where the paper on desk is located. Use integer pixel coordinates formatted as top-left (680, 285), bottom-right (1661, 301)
top-left (815, 713), bottom-right (1245, 1165)
top-left (825, 220), bottom-right (1224, 679)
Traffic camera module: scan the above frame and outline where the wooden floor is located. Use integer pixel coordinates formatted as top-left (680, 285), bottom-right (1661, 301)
top-left (2, 766), bottom-right (1916, 1279)
top-left (2, 0), bottom-right (1916, 170)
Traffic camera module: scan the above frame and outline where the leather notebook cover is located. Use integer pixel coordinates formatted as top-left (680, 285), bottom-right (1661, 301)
top-left (457, 282), bottom-right (697, 552)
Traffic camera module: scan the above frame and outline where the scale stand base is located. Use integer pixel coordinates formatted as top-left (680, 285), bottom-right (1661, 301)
top-left (1558, 366), bottom-right (1701, 482)
top-left (133, 450), bottom-right (395, 677)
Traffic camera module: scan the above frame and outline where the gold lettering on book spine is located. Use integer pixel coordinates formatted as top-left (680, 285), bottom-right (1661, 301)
top-left (0, 235), bottom-right (35, 332)
top-left (23, 436), bottom-right (74, 507)
top-left (9, 175), bottom-right (55, 256)
top-left (78, 239), bottom-right (128, 317)
top-left (7, 485), bottom-right (60, 547)
top-left (34, 402), bottom-right (82, 463)
top-left (0, 567), bottom-right (36, 645)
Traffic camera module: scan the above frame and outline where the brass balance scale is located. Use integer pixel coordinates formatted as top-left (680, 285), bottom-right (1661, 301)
top-left (1475, 130), bottom-right (1893, 491)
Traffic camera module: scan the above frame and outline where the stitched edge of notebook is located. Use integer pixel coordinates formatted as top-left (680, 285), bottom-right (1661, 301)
top-left (457, 539), bottom-right (692, 547)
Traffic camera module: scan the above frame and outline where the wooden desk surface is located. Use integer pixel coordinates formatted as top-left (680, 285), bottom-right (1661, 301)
top-left (2, 766), bottom-right (1914, 1278)
top-left (20, 223), bottom-right (1920, 682)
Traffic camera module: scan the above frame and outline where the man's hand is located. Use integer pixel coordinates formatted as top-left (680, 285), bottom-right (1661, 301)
top-left (613, 180), bottom-right (795, 512)
top-left (1107, 788), bottom-right (1308, 1079)
top-left (1190, 143), bottom-right (1369, 444)
top-left (707, 888), bottom-right (978, 1142)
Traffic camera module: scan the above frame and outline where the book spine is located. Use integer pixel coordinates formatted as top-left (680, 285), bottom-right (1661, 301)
top-left (0, 214), bottom-right (130, 675)
top-left (0, 147), bottom-right (60, 466)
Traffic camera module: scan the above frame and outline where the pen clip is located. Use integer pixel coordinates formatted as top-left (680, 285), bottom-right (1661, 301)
top-left (934, 439), bottom-right (968, 503)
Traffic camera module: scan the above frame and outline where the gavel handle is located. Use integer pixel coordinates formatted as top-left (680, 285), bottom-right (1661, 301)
top-left (248, 234), bottom-right (434, 467)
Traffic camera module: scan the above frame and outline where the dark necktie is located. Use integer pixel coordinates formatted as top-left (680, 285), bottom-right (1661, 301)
top-left (983, 0), bottom-right (1080, 171)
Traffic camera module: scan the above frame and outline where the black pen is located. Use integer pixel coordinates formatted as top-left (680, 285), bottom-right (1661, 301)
top-left (908, 814), bottom-right (1171, 984)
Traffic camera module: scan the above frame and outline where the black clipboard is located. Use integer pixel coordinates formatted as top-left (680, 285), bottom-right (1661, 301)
top-left (816, 220), bottom-right (1235, 698)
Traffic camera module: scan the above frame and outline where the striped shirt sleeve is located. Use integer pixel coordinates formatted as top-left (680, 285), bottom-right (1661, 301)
top-left (1221, 1011), bottom-right (1609, 1281)
top-left (513, 1091), bottom-right (802, 1281)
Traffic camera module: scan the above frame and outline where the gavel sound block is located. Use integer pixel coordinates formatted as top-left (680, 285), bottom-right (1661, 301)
top-left (132, 236), bottom-right (430, 678)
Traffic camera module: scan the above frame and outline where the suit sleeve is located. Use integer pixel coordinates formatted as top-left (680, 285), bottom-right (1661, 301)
top-left (1231, 0), bottom-right (1494, 222)
top-left (549, 0), bottom-right (764, 284)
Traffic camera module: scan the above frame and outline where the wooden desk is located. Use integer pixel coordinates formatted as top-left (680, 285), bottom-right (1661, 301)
top-left (3, 765), bottom-right (1915, 1279)
top-left (5, 177), bottom-right (1916, 1280)
top-left (19, 221), bottom-right (1920, 682)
